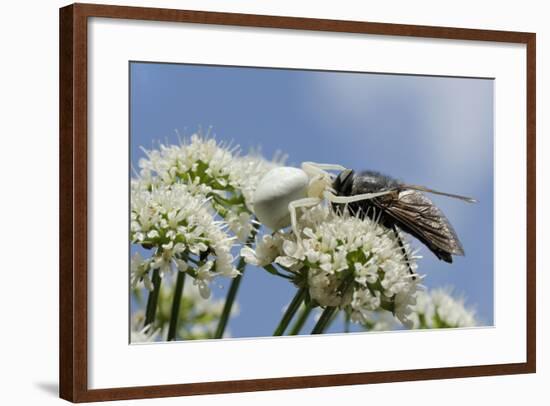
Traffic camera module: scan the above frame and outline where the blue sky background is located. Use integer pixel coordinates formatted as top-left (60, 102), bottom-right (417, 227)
top-left (130, 62), bottom-right (494, 338)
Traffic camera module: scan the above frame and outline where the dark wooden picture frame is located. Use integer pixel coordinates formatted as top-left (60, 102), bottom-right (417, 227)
top-left (59, 3), bottom-right (536, 402)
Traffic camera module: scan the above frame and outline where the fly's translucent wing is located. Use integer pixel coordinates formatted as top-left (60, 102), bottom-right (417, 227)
top-left (372, 189), bottom-right (465, 262)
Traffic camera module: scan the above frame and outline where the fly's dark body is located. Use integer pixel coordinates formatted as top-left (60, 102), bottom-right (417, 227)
top-left (332, 169), bottom-right (467, 263)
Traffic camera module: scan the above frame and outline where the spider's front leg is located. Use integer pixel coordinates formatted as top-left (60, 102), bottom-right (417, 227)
top-left (301, 162), bottom-right (347, 181)
top-left (288, 197), bottom-right (322, 242)
top-left (323, 190), bottom-right (397, 205)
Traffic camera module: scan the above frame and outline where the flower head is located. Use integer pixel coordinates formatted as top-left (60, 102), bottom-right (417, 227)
top-left (410, 287), bottom-right (477, 328)
top-left (137, 134), bottom-right (236, 192)
top-left (241, 205), bottom-right (423, 327)
top-left (131, 133), bottom-right (287, 302)
top-left (134, 135), bottom-right (285, 242)
top-left (131, 182), bottom-right (238, 297)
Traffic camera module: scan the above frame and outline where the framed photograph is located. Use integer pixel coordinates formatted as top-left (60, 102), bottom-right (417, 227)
top-left (59, 3), bottom-right (536, 402)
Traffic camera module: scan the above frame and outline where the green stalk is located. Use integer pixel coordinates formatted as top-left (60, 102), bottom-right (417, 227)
top-left (311, 306), bottom-right (338, 334)
top-left (167, 271), bottom-right (186, 341)
top-left (214, 229), bottom-right (257, 339)
top-left (214, 256), bottom-right (246, 339)
top-left (274, 287), bottom-right (307, 336)
top-left (144, 268), bottom-right (161, 327)
top-left (344, 311), bottom-right (351, 333)
top-left (288, 301), bottom-right (313, 336)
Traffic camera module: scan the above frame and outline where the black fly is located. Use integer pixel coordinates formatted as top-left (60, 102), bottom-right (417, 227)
top-left (332, 169), bottom-right (476, 271)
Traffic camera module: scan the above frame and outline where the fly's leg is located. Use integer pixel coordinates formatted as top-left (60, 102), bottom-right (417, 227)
top-left (392, 224), bottom-right (416, 280)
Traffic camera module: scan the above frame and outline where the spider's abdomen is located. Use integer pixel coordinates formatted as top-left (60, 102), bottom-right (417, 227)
top-left (253, 167), bottom-right (309, 230)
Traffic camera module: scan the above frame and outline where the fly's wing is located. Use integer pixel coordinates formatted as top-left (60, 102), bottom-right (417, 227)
top-left (372, 189), bottom-right (465, 262)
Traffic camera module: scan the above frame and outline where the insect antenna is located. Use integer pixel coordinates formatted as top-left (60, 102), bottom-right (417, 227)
top-left (403, 184), bottom-right (477, 203)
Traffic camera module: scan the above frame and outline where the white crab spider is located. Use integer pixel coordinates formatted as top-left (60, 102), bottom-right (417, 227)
top-left (252, 162), bottom-right (394, 239)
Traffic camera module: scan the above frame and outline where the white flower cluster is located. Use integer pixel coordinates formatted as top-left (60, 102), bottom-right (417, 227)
top-left (241, 205), bottom-right (423, 327)
top-left (136, 135), bottom-right (285, 241)
top-left (131, 182), bottom-right (237, 298)
top-left (131, 134), bottom-right (285, 299)
top-left (136, 134), bottom-right (237, 193)
top-left (410, 288), bottom-right (477, 329)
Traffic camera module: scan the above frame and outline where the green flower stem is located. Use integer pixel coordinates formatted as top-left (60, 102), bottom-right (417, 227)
top-left (214, 229), bottom-right (257, 339)
top-left (167, 271), bottom-right (186, 341)
top-left (311, 306), bottom-right (338, 334)
top-left (214, 257), bottom-right (246, 339)
top-left (144, 268), bottom-right (161, 327)
top-left (274, 287), bottom-right (307, 336)
top-left (288, 301), bottom-right (313, 336)
top-left (263, 264), bottom-right (293, 279)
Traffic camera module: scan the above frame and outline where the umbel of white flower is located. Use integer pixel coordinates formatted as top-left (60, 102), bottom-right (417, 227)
top-left (131, 134), bottom-right (285, 302)
top-left (136, 134), bottom-right (285, 242)
top-left (241, 205), bottom-right (423, 328)
top-left (354, 287), bottom-right (478, 332)
top-left (131, 182), bottom-right (238, 298)
top-left (410, 288), bottom-right (477, 329)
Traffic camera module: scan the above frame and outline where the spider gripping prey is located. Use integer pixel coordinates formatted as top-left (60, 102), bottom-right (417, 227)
top-left (252, 162), bottom-right (476, 266)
